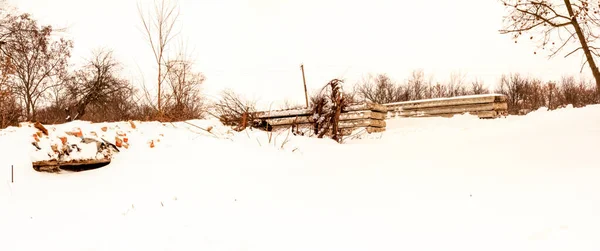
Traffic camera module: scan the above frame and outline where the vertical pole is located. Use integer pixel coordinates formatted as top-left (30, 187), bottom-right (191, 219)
top-left (300, 64), bottom-right (309, 108)
top-left (11, 165), bottom-right (13, 183)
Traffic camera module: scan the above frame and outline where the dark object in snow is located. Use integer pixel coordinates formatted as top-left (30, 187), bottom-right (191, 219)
top-left (100, 138), bottom-right (120, 152)
top-left (32, 142), bottom-right (41, 150)
top-left (32, 159), bottom-right (111, 173)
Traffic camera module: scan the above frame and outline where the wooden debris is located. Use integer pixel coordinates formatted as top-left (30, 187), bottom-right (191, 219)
top-left (32, 158), bottom-right (111, 173)
top-left (115, 137), bottom-right (123, 147)
top-left (34, 122), bottom-right (48, 135)
top-left (129, 120), bottom-right (137, 129)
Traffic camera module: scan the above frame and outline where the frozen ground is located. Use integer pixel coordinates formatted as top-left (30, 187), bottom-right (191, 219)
top-left (0, 105), bottom-right (599, 251)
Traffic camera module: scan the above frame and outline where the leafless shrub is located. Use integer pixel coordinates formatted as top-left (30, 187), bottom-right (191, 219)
top-left (213, 89), bottom-right (258, 130)
top-left (354, 73), bottom-right (405, 104)
top-left (161, 49), bottom-right (206, 121)
top-left (407, 70), bottom-right (430, 100)
top-left (496, 73), bottom-right (598, 114)
top-left (468, 79), bottom-right (490, 95)
top-left (310, 79), bottom-right (354, 142)
top-left (62, 49), bottom-right (133, 122)
top-left (0, 82), bottom-right (19, 128)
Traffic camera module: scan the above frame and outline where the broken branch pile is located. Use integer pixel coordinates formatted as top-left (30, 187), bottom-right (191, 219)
top-left (384, 94), bottom-right (508, 119)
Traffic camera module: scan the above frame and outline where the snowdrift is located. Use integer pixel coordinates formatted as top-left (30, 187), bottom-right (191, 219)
top-left (0, 105), bottom-right (599, 251)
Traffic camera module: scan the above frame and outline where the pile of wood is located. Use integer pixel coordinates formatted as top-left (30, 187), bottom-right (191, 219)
top-left (253, 103), bottom-right (388, 135)
top-left (384, 94), bottom-right (508, 119)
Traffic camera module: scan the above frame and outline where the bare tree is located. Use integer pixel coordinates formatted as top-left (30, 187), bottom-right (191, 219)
top-left (162, 48), bottom-right (206, 120)
top-left (138, 0), bottom-right (180, 116)
top-left (500, 0), bottom-right (600, 91)
top-left (0, 13), bottom-right (72, 120)
top-left (447, 71), bottom-right (468, 97)
top-left (0, 58), bottom-right (19, 127)
top-left (469, 79), bottom-right (490, 95)
top-left (407, 70), bottom-right (429, 100)
top-left (64, 49), bottom-right (132, 121)
top-left (354, 73), bottom-right (405, 104)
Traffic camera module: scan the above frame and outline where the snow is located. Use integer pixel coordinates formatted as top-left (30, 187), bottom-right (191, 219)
top-left (1, 105), bottom-right (600, 250)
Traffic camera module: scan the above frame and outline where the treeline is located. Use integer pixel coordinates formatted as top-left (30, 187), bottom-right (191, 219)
top-left (0, 9), bottom-right (205, 129)
top-left (352, 71), bottom-right (600, 115)
top-left (2, 10), bottom-right (599, 130)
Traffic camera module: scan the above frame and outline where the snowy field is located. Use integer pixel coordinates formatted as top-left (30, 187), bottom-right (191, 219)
top-left (0, 105), bottom-right (599, 251)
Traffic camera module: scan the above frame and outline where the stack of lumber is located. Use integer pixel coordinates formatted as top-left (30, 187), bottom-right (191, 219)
top-left (253, 103), bottom-right (388, 135)
top-left (384, 94), bottom-right (508, 119)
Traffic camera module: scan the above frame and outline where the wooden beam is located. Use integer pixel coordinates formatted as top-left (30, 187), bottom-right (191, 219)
top-left (384, 94), bottom-right (506, 110)
top-left (389, 110), bottom-right (501, 119)
top-left (387, 102), bottom-right (507, 117)
top-left (264, 111), bottom-right (387, 126)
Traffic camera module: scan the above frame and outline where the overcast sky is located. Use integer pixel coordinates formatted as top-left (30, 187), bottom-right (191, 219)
top-left (10, 0), bottom-right (590, 108)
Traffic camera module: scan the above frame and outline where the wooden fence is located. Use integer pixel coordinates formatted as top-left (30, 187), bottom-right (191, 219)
top-left (384, 94), bottom-right (508, 119)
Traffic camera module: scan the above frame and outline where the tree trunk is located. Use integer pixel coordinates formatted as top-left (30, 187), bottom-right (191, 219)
top-left (157, 64), bottom-right (162, 116)
top-left (565, 0), bottom-right (600, 92)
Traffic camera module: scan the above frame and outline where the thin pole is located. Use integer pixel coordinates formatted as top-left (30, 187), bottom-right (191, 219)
top-left (300, 64), bottom-right (309, 108)
top-left (11, 165), bottom-right (13, 183)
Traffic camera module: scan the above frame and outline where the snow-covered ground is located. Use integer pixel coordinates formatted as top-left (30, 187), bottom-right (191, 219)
top-left (0, 105), bottom-right (599, 251)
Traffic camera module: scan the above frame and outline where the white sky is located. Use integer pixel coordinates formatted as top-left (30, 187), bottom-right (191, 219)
top-left (10, 0), bottom-right (591, 108)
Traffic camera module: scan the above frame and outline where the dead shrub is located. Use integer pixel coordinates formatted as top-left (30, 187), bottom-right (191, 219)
top-left (310, 79), bottom-right (354, 142)
top-left (213, 89), bottom-right (259, 130)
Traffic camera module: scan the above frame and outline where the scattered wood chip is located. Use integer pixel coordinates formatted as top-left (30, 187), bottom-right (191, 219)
top-left (115, 137), bottom-right (123, 147)
top-left (34, 122), bottom-right (48, 135)
top-left (101, 126), bottom-right (108, 132)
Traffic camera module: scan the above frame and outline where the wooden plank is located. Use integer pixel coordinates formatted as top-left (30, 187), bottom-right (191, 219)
top-left (341, 126), bottom-right (386, 135)
top-left (339, 119), bottom-right (386, 129)
top-left (340, 111), bottom-right (387, 120)
top-left (264, 111), bottom-right (387, 126)
top-left (254, 108), bottom-right (311, 119)
top-left (254, 102), bottom-right (387, 119)
top-left (265, 116), bottom-right (312, 126)
top-left (384, 94), bottom-right (506, 110)
top-left (388, 110), bottom-right (500, 119)
top-left (387, 102), bottom-right (507, 117)
top-left (344, 103), bottom-right (388, 113)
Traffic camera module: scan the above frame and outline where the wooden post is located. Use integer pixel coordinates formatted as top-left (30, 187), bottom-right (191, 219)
top-left (300, 64), bottom-right (309, 108)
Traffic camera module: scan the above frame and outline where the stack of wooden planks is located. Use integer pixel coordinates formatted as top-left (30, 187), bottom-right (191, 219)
top-left (384, 94), bottom-right (508, 119)
top-left (253, 103), bottom-right (388, 135)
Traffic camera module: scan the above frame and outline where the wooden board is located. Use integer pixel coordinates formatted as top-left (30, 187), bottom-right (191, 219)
top-left (387, 102), bottom-right (507, 117)
top-left (344, 103), bottom-right (388, 113)
top-left (338, 119), bottom-right (386, 129)
top-left (264, 111), bottom-right (387, 126)
top-left (254, 102), bottom-right (388, 119)
top-left (384, 94), bottom-right (507, 110)
top-left (254, 108), bottom-right (311, 119)
top-left (388, 110), bottom-right (501, 119)
top-left (341, 126), bottom-right (386, 135)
